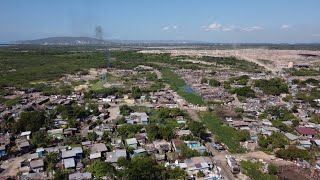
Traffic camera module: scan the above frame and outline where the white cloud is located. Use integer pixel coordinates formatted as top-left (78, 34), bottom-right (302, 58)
top-left (162, 26), bottom-right (169, 31)
top-left (203, 22), bottom-right (264, 33)
top-left (162, 25), bottom-right (181, 31)
top-left (241, 26), bottom-right (264, 32)
top-left (205, 23), bottom-right (222, 31)
top-left (281, 24), bottom-right (290, 29)
top-left (222, 25), bottom-right (235, 32)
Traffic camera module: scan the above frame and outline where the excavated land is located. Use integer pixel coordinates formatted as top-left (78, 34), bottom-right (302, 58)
top-left (140, 49), bottom-right (320, 72)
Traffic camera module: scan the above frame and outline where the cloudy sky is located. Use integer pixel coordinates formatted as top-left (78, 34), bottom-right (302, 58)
top-left (1, 0), bottom-right (320, 43)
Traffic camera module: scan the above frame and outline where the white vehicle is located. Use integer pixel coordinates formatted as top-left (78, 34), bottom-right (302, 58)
top-left (226, 155), bottom-right (240, 174)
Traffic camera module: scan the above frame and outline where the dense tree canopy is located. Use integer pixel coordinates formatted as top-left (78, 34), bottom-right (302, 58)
top-left (120, 105), bottom-right (133, 116)
top-left (232, 86), bottom-right (256, 98)
top-left (31, 131), bottom-right (49, 148)
top-left (44, 152), bottom-right (59, 171)
top-left (276, 146), bottom-right (312, 161)
top-left (231, 75), bottom-right (250, 85)
top-left (88, 160), bottom-right (116, 178)
top-left (240, 161), bottom-right (278, 180)
top-left (117, 124), bottom-right (144, 139)
top-left (13, 111), bottom-right (46, 133)
top-left (119, 155), bottom-right (164, 180)
top-left (188, 121), bottom-right (206, 138)
top-left (164, 167), bottom-right (187, 179)
top-left (209, 79), bottom-right (221, 87)
top-left (146, 124), bottom-right (175, 142)
top-left (254, 78), bottom-right (288, 95)
top-left (258, 132), bottom-right (288, 149)
top-left (179, 144), bottom-right (201, 158)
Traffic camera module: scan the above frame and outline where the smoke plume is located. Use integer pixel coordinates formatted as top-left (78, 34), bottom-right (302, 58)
top-left (95, 25), bottom-right (104, 40)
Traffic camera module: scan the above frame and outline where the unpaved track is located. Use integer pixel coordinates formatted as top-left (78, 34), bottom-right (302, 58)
top-left (0, 153), bottom-right (35, 177)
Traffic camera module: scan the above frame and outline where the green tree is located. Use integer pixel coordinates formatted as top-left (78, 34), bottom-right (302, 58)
top-left (258, 132), bottom-right (288, 149)
top-left (120, 105), bottom-right (133, 116)
top-left (131, 86), bottom-right (142, 99)
top-left (268, 164), bottom-right (278, 175)
top-left (160, 125), bottom-right (175, 141)
top-left (233, 86), bottom-right (256, 98)
top-left (117, 156), bottom-right (129, 167)
top-left (238, 130), bottom-right (250, 142)
top-left (179, 144), bottom-right (201, 158)
top-left (53, 169), bottom-right (68, 180)
top-left (197, 171), bottom-right (205, 177)
top-left (254, 78), bottom-right (288, 95)
top-left (209, 79), bottom-right (221, 87)
top-left (240, 161), bottom-right (278, 180)
top-left (257, 135), bottom-right (269, 148)
top-left (13, 111), bottom-right (46, 133)
top-left (309, 115), bottom-right (320, 124)
top-left (88, 132), bottom-right (98, 141)
top-left (146, 124), bottom-right (161, 141)
top-left (65, 135), bottom-right (82, 146)
top-left (0, 114), bottom-right (15, 130)
top-left (120, 156), bottom-right (164, 180)
top-left (164, 167), bottom-right (187, 179)
top-left (67, 118), bottom-right (78, 128)
top-left (44, 152), bottom-right (59, 171)
top-left (102, 131), bottom-right (111, 143)
top-left (116, 117), bottom-right (126, 124)
top-left (87, 160), bottom-right (116, 178)
top-left (275, 146), bottom-right (312, 161)
top-left (201, 78), bottom-right (208, 84)
top-left (44, 110), bottom-right (56, 129)
top-left (31, 131), bottom-right (49, 148)
top-left (292, 119), bottom-right (300, 127)
top-left (117, 124), bottom-right (144, 139)
top-left (188, 121), bottom-right (206, 138)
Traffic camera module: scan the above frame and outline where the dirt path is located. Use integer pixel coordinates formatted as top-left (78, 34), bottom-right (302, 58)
top-left (232, 94), bottom-right (242, 107)
top-left (0, 157), bottom-right (23, 176)
top-left (206, 143), bottom-right (239, 180)
top-left (154, 69), bottom-right (162, 79)
top-left (0, 153), bottom-right (35, 177)
top-left (105, 104), bottom-right (120, 122)
top-left (239, 56), bottom-right (278, 73)
top-left (186, 109), bottom-right (200, 121)
top-left (234, 151), bottom-right (293, 166)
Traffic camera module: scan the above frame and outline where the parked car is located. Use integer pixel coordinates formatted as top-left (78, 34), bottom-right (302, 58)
top-left (212, 142), bottom-right (225, 151)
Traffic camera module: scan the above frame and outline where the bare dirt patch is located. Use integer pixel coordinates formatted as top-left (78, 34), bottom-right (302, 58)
top-left (140, 49), bottom-right (320, 72)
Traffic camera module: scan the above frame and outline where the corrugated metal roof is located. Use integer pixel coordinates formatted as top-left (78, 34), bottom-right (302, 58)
top-left (63, 158), bottom-right (75, 168)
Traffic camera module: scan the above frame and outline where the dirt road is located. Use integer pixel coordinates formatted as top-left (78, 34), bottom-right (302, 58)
top-left (105, 104), bottom-right (120, 122)
top-left (154, 69), bottom-right (162, 79)
top-left (0, 153), bottom-right (36, 177)
top-left (206, 143), bottom-right (240, 180)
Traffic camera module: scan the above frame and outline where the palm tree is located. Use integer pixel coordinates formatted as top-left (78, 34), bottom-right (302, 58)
top-left (44, 110), bottom-right (56, 128)
top-left (1, 114), bottom-right (15, 130)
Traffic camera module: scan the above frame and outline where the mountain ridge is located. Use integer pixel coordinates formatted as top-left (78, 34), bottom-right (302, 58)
top-left (16, 36), bottom-right (204, 45)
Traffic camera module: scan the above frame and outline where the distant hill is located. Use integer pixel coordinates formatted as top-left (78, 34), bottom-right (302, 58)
top-left (16, 37), bottom-right (204, 45)
top-left (17, 37), bottom-right (107, 45)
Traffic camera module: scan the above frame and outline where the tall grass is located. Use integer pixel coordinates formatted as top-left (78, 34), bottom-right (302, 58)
top-left (161, 69), bottom-right (204, 105)
top-left (200, 111), bottom-right (246, 153)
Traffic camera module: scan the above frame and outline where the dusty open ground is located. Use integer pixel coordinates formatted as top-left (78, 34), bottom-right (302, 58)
top-left (140, 49), bottom-right (320, 72)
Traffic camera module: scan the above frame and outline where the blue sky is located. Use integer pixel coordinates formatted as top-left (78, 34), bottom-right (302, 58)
top-left (1, 0), bottom-right (320, 43)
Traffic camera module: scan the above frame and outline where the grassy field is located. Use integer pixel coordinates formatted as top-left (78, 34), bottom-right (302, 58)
top-left (201, 56), bottom-right (263, 73)
top-left (90, 79), bottom-right (105, 91)
top-left (0, 47), bottom-right (203, 89)
top-left (161, 69), bottom-right (204, 105)
top-left (0, 47), bottom-right (206, 99)
top-left (0, 48), bottom-right (105, 89)
top-left (200, 111), bottom-right (246, 153)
